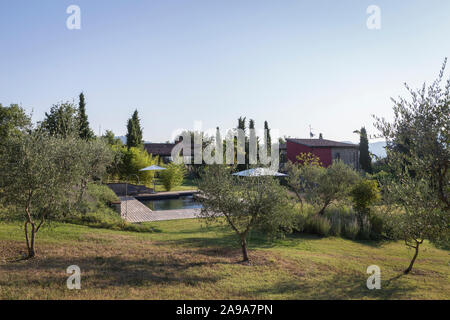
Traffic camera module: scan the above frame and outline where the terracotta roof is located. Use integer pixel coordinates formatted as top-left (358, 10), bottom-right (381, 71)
top-left (286, 138), bottom-right (358, 148)
top-left (144, 143), bottom-right (175, 156)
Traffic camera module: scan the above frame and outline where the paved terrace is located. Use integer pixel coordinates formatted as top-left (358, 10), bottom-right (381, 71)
top-left (119, 196), bottom-right (201, 223)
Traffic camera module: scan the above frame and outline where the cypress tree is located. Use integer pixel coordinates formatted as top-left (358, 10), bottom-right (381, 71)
top-left (215, 126), bottom-right (223, 164)
top-left (126, 109), bottom-right (143, 149)
top-left (78, 92), bottom-right (94, 140)
top-left (248, 119), bottom-right (258, 165)
top-left (359, 127), bottom-right (372, 173)
top-left (236, 117), bottom-right (247, 170)
top-left (264, 120), bottom-right (271, 155)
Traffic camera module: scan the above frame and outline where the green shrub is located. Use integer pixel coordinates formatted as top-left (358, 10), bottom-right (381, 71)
top-left (359, 215), bottom-right (372, 240)
top-left (343, 218), bottom-right (360, 240)
top-left (65, 209), bottom-right (158, 233)
top-left (294, 203), bottom-right (315, 232)
top-left (294, 202), bottom-right (388, 240)
top-left (350, 178), bottom-right (380, 212)
top-left (86, 183), bottom-right (119, 205)
top-left (369, 212), bottom-right (384, 240)
top-left (159, 163), bottom-right (187, 191)
top-left (64, 183), bottom-right (157, 233)
top-left (329, 213), bottom-right (342, 237)
top-left (305, 215), bottom-right (331, 237)
top-left (111, 146), bottom-right (159, 186)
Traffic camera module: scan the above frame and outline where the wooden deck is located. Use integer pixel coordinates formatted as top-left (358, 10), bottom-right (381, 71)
top-left (119, 196), bottom-right (200, 223)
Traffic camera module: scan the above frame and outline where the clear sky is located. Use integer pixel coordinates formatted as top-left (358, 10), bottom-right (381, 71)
top-left (1, 0), bottom-right (449, 143)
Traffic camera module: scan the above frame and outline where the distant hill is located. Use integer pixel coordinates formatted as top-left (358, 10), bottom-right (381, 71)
top-left (340, 140), bottom-right (387, 159)
top-left (369, 141), bottom-right (386, 159)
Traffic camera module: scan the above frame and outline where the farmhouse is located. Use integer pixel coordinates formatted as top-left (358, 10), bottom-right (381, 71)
top-left (286, 138), bottom-right (359, 169)
top-left (144, 142), bottom-right (176, 163)
top-left (144, 138), bottom-right (196, 164)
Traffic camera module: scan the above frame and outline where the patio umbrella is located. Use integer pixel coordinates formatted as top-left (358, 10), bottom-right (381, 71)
top-left (139, 165), bottom-right (167, 171)
top-left (232, 167), bottom-right (287, 177)
top-left (139, 165), bottom-right (167, 192)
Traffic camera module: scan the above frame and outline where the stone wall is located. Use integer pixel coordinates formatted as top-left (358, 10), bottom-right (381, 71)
top-left (331, 148), bottom-right (359, 169)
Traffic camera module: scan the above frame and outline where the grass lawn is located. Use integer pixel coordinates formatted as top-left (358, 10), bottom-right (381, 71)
top-left (0, 219), bottom-right (448, 300)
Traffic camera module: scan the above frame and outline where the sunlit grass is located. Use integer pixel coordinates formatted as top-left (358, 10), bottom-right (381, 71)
top-left (0, 219), bottom-right (448, 300)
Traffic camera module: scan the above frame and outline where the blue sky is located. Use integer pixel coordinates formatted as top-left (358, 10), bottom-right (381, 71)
top-left (1, 0), bottom-right (449, 143)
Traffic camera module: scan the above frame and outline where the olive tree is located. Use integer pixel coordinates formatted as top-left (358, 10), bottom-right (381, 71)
top-left (302, 161), bottom-right (360, 215)
top-left (286, 156), bottom-right (359, 215)
top-left (285, 153), bottom-right (324, 211)
top-left (0, 132), bottom-right (88, 258)
top-left (382, 176), bottom-right (447, 274)
top-left (0, 103), bottom-right (31, 141)
top-left (76, 138), bottom-right (115, 204)
top-left (197, 165), bottom-right (296, 262)
top-left (374, 59), bottom-right (450, 273)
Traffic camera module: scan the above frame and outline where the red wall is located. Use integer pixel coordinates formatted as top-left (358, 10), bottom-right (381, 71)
top-left (286, 141), bottom-right (333, 167)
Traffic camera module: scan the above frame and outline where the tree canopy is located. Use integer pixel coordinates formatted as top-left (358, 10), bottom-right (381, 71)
top-left (0, 103), bottom-right (31, 140)
top-left (40, 102), bottom-right (79, 137)
top-left (374, 58), bottom-right (450, 273)
top-left (126, 109), bottom-right (143, 149)
top-left (198, 165), bottom-right (296, 261)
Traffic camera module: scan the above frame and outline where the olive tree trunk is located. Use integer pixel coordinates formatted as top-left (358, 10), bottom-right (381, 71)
top-left (241, 237), bottom-right (249, 262)
top-left (318, 199), bottom-right (331, 215)
top-left (404, 239), bottom-right (422, 274)
top-left (24, 221), bottom-right (36, 258)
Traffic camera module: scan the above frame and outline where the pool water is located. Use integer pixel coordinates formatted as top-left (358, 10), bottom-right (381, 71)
top-left (142, 195), bottom-right (202, 211)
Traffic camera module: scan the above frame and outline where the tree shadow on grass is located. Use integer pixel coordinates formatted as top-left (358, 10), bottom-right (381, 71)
top-left (250, 272), bottom-right (414, 300)
top-left (0, 254), bottom-right (223, 289)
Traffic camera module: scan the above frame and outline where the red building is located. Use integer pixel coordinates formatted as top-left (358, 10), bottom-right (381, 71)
top-left (286, 138), bottom-right (359, 169)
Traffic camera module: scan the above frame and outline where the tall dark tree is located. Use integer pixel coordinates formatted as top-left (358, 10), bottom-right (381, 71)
top-left (357, 127), bottom-right (372, 173)
top-left (264, 120), bottom-right (271, 155)
top-left (248, 119), bottom-right (259, 165)
top-left (215, 126), bottom-right (224, 163)
top-left (236, 117), bottom-right (247, 171)
top-left (237, 116), bottom-right (247, 134)
top-left (77, 93), bottom-right (94, 140)
top-left (126, 109), bottom-right (143, 149)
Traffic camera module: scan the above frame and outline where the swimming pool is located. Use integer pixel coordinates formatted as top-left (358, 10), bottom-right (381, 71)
top-left (141, 195), bottom-right (202, 211)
